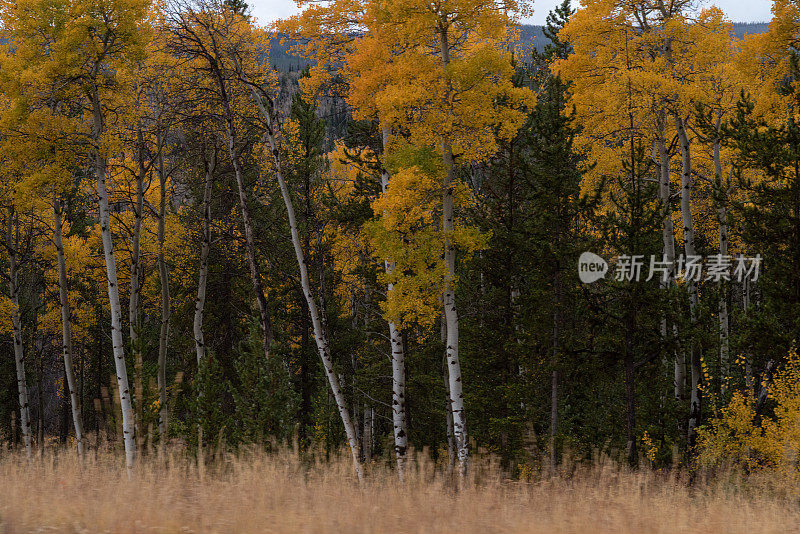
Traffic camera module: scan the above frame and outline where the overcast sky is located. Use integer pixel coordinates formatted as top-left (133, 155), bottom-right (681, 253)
top-left (251, 0), bottom-right (772, 26)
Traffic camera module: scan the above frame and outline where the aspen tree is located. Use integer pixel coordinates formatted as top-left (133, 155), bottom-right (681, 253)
top-left (281, 7), bottom-right (412, 476)
top-left (167, 0), bottom-right (365, 480)
top-left (288, 0), bottom-right (531, 479)
top-left (3, 207), bottom-right (33, 459)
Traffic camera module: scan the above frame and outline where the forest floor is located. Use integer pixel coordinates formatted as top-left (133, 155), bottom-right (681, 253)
top-left (0, 445), bottom-right (797, 533)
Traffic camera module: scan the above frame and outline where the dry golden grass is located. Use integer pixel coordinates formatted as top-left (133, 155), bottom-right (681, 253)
top-left (0, 445), bottom-right (797, 533)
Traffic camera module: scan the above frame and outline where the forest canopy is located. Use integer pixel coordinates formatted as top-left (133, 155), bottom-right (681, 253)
top-left (0, 0), bottom-right (796, 485)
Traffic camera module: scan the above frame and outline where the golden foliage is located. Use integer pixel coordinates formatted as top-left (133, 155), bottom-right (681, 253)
top-left (699, 348), bottom-right (800, 485)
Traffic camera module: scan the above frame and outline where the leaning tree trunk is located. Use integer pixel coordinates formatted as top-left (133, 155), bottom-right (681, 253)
top-left (714, 131), bottom-right (730, 394)
top-left (54, 197), bottom-right (85, 456)
top-left (91, 88), bottom-right (136, 471)
top-left (272, 143), bottom-right (363, 482)
top-left (156, 133), bottom-right (171, 437)
top-left (130, 126), bottom-right (145, 451)
top-left (248, 82), bottom-right (363, 481)
top-left (675, 114), bottom-right (701, 448)
top-left (214, 69), bottom-right (274, 364)
top-left (438, 25), bottom-right (469, 481)
top-left (380, 128), bottom-right (409, 480)
top-left (194, 151), bottom-right (215, 366)
top-left (6, 209), bottom-right (32, 459)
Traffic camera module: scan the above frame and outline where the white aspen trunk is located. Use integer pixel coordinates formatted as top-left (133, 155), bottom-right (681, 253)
top-left (442, 143), bottom-right (468, 479)
top-left (271, 141), bottom-right (364, 482)
top-left (379, 127), bottom-right (408, 480)
top-left (130, 127), bottom-right (145, 451)
top-left (441, 318), bottom-right (455, 474)
top-left (194, 151), bottom-right (215, 365)
top-left (54, 198), bottom-right (85, 456)
top-left (675, 114), bottom-right (700, 446)
top-left (6, 210), bottom-right (32, 459)
top-left (656, 130), bottom-right (683, 403)
top-left (247, 81), bottom-right (363, 481)
top-left (157, 133), bottom-right (171, 437)
top-left (714, 135), bottom-right (730, 394)
top-left (91, 89), bottom-right (136, 471)
top-left (438, 24), bottom-right (469, 481)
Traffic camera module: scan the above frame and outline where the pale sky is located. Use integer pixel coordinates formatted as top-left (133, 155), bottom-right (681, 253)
top-left (251, 0), bottom-right (772, 26)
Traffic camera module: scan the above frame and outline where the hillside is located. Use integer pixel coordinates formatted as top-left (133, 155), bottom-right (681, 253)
top-left (269, 22), bottom-right (770, 71)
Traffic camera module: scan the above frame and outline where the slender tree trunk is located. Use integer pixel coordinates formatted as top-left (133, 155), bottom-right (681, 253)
top-left (6, 209), bottom-right (32, 459)
top-left (656, 128), bottom-right (683, 404)
top-left (624, 305), bottom-right (637, 467)
top-left (54, 197), bottom-right (85, 456)
top-left (216, 75), bottom-right (274, 364)
top-left (550, 271), bottom-right (560, 473)
top-left (130, 127), bottom-right (145, 451)
top-left (441, 142), bottom-right (468, 479)
top-left (675, 114), bottom-right (701, 447)
top-left (443, 359), bottom-right (456, 473)
top-left (379, 128), bottom-right (409, 479)
top-left (91, 88), bottom-right (136, 471)
top-left (194, 151), bottom-right (215, 366)
top-left (438, 26), bottom-right (468, 480)
top-left (714, 136), bottom-right (730, 393)
top-left (248, 82), bottom-right (362, 480)
top-left (362, 402), bottom-right (372, 463)
top-left (272, 146), bottom-right (363, 481)
top-left (157, 133), bottom-right (171, 437)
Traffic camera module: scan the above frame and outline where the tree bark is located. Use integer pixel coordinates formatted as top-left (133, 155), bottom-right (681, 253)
top-left (91, 87), bottom-right (136, 471)
top-left (675, 114), bottom-right (701, 448)
top-left (714, 135), bottom-right (730, 394)
top-left (656, 126), bottom-right (683, 405)
top-left (194, 150), bottom-right (215, 365)
top-left (216, 72), bottom-right (274, 364)
top-left (6, 209), bottom-right (32, 459)
top-left (380, 128), bottom-right (409, 480)
top-left (157, 132), bottom-right (171, 437)
top-left (438, 24), bottom-right (469, 481)
top-left (54, 197), bottom-right (85, 456)
top-left (248, 81), bottom-right (363, 481)
top-left (130, 126), bottom-right (145, 451)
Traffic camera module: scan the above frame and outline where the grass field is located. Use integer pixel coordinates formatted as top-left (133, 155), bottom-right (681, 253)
top-left (0, 446), bottom-right (797, 533)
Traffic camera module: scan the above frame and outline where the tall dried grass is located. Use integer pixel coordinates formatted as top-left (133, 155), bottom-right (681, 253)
top-left (0, 444), bottom-right (797, 533)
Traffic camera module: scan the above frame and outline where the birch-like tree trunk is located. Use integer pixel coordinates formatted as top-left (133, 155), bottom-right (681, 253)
top-left (441, 320), bottom-right (455, 474)
top-left (656, 126), bottom-right (683, 403)
top-left (273, 144), bottom-right (363, 481)
top-left (248, 82), bottom-right (363, 481)
top-left (54, 197), bottom-right (85, 456)
top-left (194, 151), bottom-right (215, 365)
top-left (130, 127), bottom-right (145, 451)
top-left (380, 128), bottom-right (408, 480)
top-left (6, 209), bottom-right (32, 459)
top-left (714, 134), bottom-right (730, 393)
top-left (675, 114), bottom-right (701, 446)
top-left (91, 88), bottom-right (136, 471)
top-left (438, 25), bottom-right (469, 480)
top-left (157, 133), bottom-right (171, 437)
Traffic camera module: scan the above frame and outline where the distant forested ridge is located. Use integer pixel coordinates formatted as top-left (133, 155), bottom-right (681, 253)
top-left (268, 22), bottom-right (769, 71)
